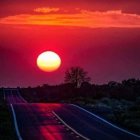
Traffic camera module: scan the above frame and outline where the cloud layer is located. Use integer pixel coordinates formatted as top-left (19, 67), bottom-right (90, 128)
top-left (34, 7), bottom-right (60, 13)
top-left (0, 8), bottom-right (140, 28)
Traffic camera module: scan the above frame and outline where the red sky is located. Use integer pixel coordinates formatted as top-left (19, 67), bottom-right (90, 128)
top-left (0, 0), bottom-right (140, 87)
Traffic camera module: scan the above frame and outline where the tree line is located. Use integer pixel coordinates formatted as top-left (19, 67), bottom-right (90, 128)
top-left (20, 67), bottom-right (140, 103)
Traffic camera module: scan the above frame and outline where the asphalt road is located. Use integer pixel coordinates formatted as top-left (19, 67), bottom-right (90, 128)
top-left (4, 89), bottom-right (140, 140)
top-left (5, 89), bottom-right (26, 104)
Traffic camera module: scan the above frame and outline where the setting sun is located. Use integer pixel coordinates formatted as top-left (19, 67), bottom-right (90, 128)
top-left (37, 51), bottom-right (61, 72)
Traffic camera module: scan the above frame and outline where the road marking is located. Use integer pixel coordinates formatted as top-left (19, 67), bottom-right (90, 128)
top-left (17, 90), bottom-right (27, 103)
top-left (10, 104), bottom-right (23, 140)
top-left (52, 111), bottom-right (90, 140)
top-left (11, 90), bottom-right (14, 103)
top-left (71, 104), bottom-right (140, 138)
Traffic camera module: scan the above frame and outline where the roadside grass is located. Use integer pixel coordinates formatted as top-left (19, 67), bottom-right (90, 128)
top-left (21, 88), bottom-right (140, 136)
top-left (68, 97), bottom-right (140, 135)
top-left (0, 89), bottom-right (17, 140)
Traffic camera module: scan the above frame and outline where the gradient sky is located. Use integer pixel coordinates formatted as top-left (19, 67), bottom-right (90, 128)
top-left (0, 0), bottom-right (140, 87)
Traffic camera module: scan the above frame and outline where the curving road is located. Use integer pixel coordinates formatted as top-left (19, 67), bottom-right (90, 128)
top-left (4, 88), bottom-right (140, 140)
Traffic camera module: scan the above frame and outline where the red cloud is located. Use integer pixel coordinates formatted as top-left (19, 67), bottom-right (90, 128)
top-left (0, 8), bottom-right (140, 28)
top-left (34, 7), bottom-right (60, 13)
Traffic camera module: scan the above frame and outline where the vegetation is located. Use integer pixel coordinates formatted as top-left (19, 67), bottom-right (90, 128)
top-left (1, 67), bottom-right (140, 136)
top-left (20, 78), bottom-right (140, 135)
top-left (0, 89), bottom-right (17, 140)
top-left (64, 66), bottom-right (91, 88)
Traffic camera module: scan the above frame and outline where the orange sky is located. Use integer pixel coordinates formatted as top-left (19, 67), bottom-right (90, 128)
top-left (1, 8), bottom-right (140, 28)
top-left (0, 0), bottom-right (140, 87)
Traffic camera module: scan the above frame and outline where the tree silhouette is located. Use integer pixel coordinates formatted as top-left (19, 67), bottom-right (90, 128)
top-left (64, 66), bottom-right (91, 88)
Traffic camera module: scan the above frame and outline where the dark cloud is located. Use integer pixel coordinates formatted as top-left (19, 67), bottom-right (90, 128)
top-left (0, 0), bottom-right (140, 18)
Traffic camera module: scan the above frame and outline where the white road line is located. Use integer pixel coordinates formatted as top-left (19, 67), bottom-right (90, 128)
top-left (11, 90), bottom-right (14, 103)
top-left (17, 90), bottom-right (27, 103)
top-left (71, 104), bottom-right (140, 139)
top-left (10, 104), bottom-right (23, 140)
top-left (52, 111), bottom-right (90, 140)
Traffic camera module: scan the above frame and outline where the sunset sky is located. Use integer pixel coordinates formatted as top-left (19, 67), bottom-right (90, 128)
top-left (0, 0), bottom-right (140, 87)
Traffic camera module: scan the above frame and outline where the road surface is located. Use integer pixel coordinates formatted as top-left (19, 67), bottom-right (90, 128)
top-left (4, 88), bottom-right (140, 140)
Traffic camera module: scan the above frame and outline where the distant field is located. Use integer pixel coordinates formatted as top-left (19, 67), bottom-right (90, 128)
top-left (0, 89), bottom-right (17, 140)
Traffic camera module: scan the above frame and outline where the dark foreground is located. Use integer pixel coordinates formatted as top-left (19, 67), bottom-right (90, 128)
top-left (4, 88), bottom-right (140, 140)
top-left (0, 89), bottom-right (17, 140)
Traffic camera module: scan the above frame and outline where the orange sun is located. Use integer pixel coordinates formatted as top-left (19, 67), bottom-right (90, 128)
top-left (37, 51), bottom-right (61, 72)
